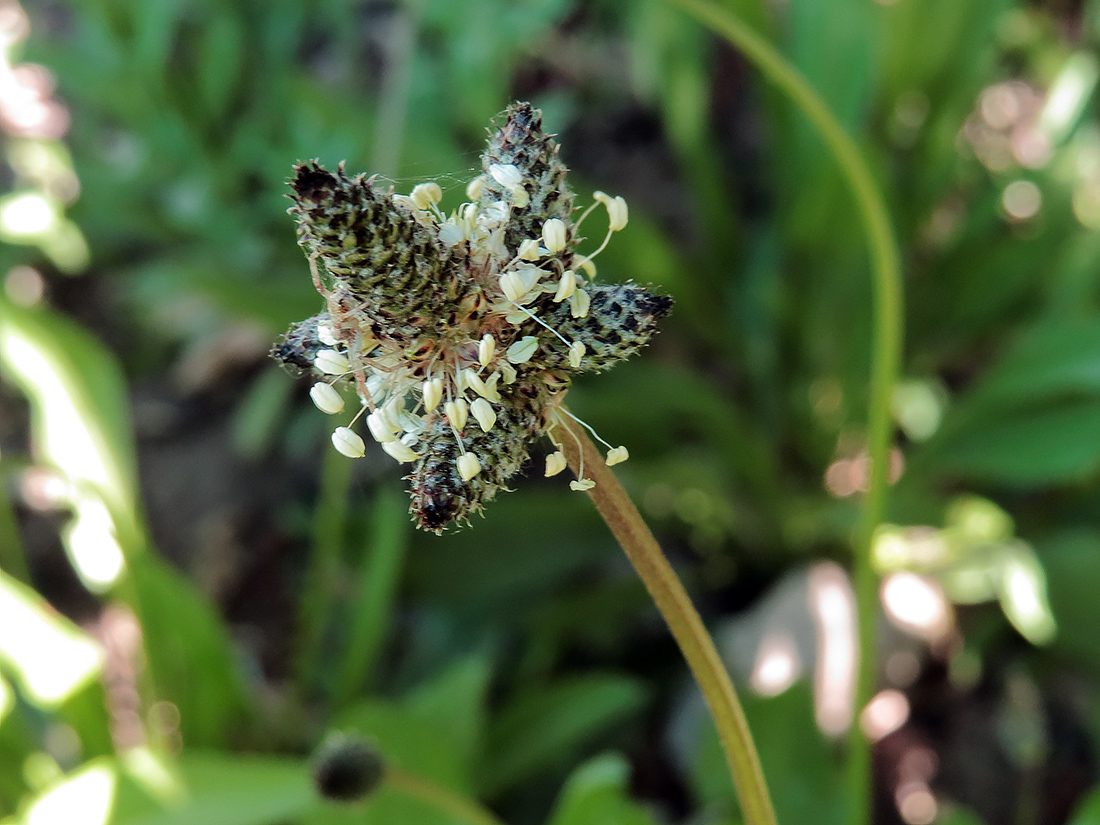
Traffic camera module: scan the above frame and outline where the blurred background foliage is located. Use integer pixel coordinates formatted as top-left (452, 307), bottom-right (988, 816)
top-left (2, 0), bottom-right (1100, 823)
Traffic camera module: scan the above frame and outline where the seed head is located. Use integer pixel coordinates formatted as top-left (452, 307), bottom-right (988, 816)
top-left (272, 102), bottom-right (671, 532)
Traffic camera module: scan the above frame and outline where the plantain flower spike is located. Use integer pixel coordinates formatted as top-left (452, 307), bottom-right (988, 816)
top-left (272, 102), bottom-right (671, 532)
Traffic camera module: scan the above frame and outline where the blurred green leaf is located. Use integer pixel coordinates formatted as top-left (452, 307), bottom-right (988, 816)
top-left (1069, 784), bottom-right (1100, 825)
top-left (691, 684), bottom-right (843, 825)
top-left (546, 753), bottom-right (659, 825)
top-left (482, 674), bottom-right (646, 795)
top-left (127, 556), bottom-right (252, 748)
top-left (115, 753), bottom-right (313, 825)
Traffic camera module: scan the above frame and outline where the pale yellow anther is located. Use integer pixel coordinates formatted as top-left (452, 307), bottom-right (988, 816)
top-left (367, 410), bottom-right (399, 443)
top-left (489, 163), bottom-right (523, 188)
top-left (542, 218), bottom-right (567, 253)
top-left (568, 341), bottom-right (585, 369)
top-left (317, 323), bottom-right (338, 346)
top-left (444, 398), bottom-right (468, 431)
top-left (499, 271), bottom-right (527, 303)
top-left (594, 191), bottom-right (629, 232)
top-left (422, 378), bottom-right (443, 412)
top-left (478, 334), bottom-right (496, 367)
top-left (553, 269), bottom-right (576, 303)
top-left (544, 451), bottom-right (567, 477)
top-left (382, 440), bottom-right (421, 463)
top-left (506, 336), bottom-right (539, 364)
top-left (470, 398), bottom-right (496, 432)
top-left (310, 383), bottom-right (344, 415)
top-left (517, 238), bottom-right (540, 261)
top-left (464, 369), bottom-right (488, 397)
top-left (570, 288), bottom-right (591, 319)
top-left (332, 427), bottom-right (366, 458)
top-left (578, 257), bottom-right (597, 277)
top-left (410, 182), bottom-right (443, 210)
top-left (511, 187), bottom-right (530, 208)
top-left (466, 175), bottom-right (486, 201)
top-left (499, 363), bottom-right (517, 384)
top-left (605, 446), bottom-right (629, 466)
top-left (457, 452), bottom-right (482, 481)
top-left (570, 478), bottom-right (596, 491)
top-left (482, 372), bottom-right (502, 402)
top-left (314, 349), bottom-right (350, 375)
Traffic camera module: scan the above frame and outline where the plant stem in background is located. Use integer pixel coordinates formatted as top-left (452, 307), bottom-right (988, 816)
top-left (386, 768), bottom-right (506, 825)
top-left (561, 426), bottom-right (778, 825)
top-left (660, 1), bottom-right (905, 822)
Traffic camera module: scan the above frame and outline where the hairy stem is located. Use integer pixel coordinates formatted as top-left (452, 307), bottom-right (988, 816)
top-left (561, 425), bottom-right (777, 825)
top-left (660, 1), bottom-right (905, 821)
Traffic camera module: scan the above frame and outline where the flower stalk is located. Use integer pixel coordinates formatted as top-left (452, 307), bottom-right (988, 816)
top-left (560, 421), bottom-right (778, 825)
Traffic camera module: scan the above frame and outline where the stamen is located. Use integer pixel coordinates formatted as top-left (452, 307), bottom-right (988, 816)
top-left (310, 383), bottom-right (345, 414)
top-left (315, 349), bottom-right (350, 375)
top-left (478, 334), bottom-right (496, 367)
top-left (544, 451), bottom-right (567, 477)
top-left (470, 398), bottom-right (496, 432)
top-left (457, 452), bottom-right (482, 481)
top-left (332, 427), bottom-right (366, 458)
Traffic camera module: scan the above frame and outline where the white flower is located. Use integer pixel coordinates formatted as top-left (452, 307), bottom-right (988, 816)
top-left (457, 452), bottom-right (482, 481)
top-left (506, 336), bottom-right (539, 364)
top-left (438, 221), bottom-right (465, 246)
top-left (410, 182), bottom-right (442, 210)
top-left (594, 191), bottom-right (629, 232)
top-left (470, 398), bottom-right (496, 432)
top-left (444, 398), bottom-right (468, 431)
top-left (332, 427), bottom-right (366, 458)
top-left (314, 349), bottom-right (350, 375)
top-left (382, 439), bottom-right (421, 463)
top-left (542, 218), bottom-right (567, 253)
top-left (517, 238), bottom-right (540, 261)
top-left (423, 378), bottom-right (443, 412)
top-left (466, 175), bottom-right (486, 200)
top-left (478, 334), bottom-right (496, 367)
top-left (569, 288), bottom-right (590, 319)
top-left (317, 323), bottom-right (338, 346)
top-left (605, 446), bottom-right (629, 466)
top-left (544, 451), bottom-right (567, 477)
top-left (310, 383), bottom-right (345, 414)
top-left (464, 369), bottom-right (488, 397)
top-left (500, 271), bottom-right (527, 304)
top-left (489, 163), bottom-right (523, 188)
top-left (553, 269), bottom-right (576, 303)
top-left (367, 409), bottom-right (399, 443)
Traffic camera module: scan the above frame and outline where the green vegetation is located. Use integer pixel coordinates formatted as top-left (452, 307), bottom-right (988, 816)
top-left (3, 1), bottom-right (1100, 824)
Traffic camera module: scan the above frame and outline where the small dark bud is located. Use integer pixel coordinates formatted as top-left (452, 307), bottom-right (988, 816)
top-left (311, 733), bottom-right (386, 802)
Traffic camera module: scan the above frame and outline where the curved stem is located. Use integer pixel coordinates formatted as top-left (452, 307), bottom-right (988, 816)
top-left (659, 2), bottom-right (905, 822)
top-left (561, 426), bottom-right (777, 825)
top-left (385, 768), bottom-right (505, 825)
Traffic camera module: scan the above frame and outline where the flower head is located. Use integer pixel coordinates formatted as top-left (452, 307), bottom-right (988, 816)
top-left (272, 102), bottom-right (671, 532)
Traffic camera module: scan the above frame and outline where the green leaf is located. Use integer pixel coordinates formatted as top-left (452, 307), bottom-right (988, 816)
top-left (334, 699), bottom-right (468, 792)
top-left (407, 655), bottom-right (492, 776)
top-left (1038, 532), bottom-right (1100, 671)
top-left (115, 753), bottom-right (314, 825)
top-left (332, 488), bottom-right (411, 709)
top-left (930, 397), bottom-right (1100, 485)
top-left (547, 753), bottom-right (658, 825)
top-left (127, 556), bottom-right (252, 748)
top-left (1069, 785), bottom-right (1100, 825)
top-left (690, 684), bottom-right (843, 825)
top-left (482, 674), bottom-right (646, 795)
